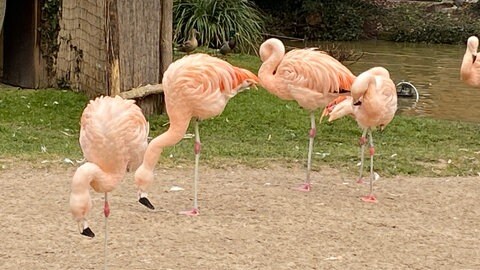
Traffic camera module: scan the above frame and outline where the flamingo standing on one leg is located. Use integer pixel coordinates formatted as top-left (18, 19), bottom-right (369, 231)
top-left (322, 67), bottom-right (397, 203)
top-left (460, 36), bottom-right (480, 87)
top-left (70, 96), bottom-right (149, 237)
top-left (134, 53), bottom-right (258, 216)
top-left (258, 38), bottom-right (356, 192)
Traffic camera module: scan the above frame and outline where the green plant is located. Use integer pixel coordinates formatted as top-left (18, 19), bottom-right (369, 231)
top-left (384, 4), bottom-right (480, 44)
top-left (300, 0), bottom-right (382, 41)
top-left (173, 0), bottom-right (265, 54)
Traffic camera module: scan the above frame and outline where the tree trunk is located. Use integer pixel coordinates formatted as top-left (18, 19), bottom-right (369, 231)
top-left (105, 0), bottom-right (120, 96)
top-left (160, 0), bottom-right (173, 77)
top-left (133, 0), bottom-right (172, 115)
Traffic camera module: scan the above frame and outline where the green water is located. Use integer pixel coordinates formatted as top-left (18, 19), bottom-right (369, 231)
top-left (291, 40), bottom-right (477, 123)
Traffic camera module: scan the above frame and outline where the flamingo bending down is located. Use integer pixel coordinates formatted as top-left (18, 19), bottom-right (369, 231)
top-left (322, 67), bottom-right (397, 203)
top-left (258, 38), bottom-right (356, 191)
top-left (460, 36), bottom-right (480, 87)
top-left (70, 96), bottom-right (149, 237)
top-left (134, 53), bottom-right (259, 216)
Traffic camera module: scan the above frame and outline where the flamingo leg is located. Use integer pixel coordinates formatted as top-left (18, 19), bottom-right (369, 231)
top-left (295, 112), bottom-right (316, 192)
top-left (180, 120), bottom-right (201, 216)
top-left (362, 129), bottom-right (378, 203)
top-left (357, 129), bottom-right (368, 184)
top-left (104, 192), bottom-right (109, 270)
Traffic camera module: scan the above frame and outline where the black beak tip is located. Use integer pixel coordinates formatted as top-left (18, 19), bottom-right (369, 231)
top-left (353, 100), bottom-right (362, 106)
top-left (139, 197), bottom-right (155, 210)
top-left (473, 55), bottom-right (477, 63)
top-left (81, 227), bottom-right (95, 238)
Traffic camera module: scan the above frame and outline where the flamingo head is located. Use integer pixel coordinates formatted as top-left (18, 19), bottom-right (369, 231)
top-left (259, 38), bottom-right (285, 63)
top-left (467, 36), bottom-right (479, 63)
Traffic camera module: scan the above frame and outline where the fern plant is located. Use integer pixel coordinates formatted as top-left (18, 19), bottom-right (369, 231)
top-left (173, 0), bottom-right (265, 54)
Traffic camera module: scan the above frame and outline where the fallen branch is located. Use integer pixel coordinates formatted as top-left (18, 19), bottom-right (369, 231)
top-left (118, 84), bottom-right (164, 99)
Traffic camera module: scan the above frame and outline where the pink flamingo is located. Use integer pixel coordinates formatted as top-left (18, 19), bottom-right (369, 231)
top-left (258, 38), bottom-right (356, 191)
top-left (461, 36), bottom-right (480, 87)
top-left (322, 67), bottom-right (397, 203)
top-left (70, 96), bottom-right (149, 237)
top-left (134, 53), bottom-right (258, 216)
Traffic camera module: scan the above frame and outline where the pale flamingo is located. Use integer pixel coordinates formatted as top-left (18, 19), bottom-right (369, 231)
top-left (258, 38), bottom-right (356, 191)
top-left (322, 67), bottom-right (397, 203)
top-left (460, 36), bottom-right (480, 87)
top-left (135, 53), bottom-right (258, 216)
top-left (70, 96), bottom-right (149, 237)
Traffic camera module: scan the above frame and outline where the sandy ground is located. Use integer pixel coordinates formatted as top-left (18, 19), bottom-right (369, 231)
top-left (0, 161), bottom-right (479, 270)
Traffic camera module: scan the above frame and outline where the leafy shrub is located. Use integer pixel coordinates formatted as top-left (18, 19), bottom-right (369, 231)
top-left (385, 4), bottom-right (480, 44)
top-left (301, 0), bottom-right (378, 41)
top-left (173, 0), bottom-right (265, 54)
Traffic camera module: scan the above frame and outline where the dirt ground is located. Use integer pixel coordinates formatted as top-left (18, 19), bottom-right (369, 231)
top-left (0, 161), bottom-right (479, 270)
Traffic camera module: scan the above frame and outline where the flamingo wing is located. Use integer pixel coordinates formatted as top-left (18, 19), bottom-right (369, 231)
top-left (279, 49), bottom-right (355, 95)
top-left (162, 53), bottom-right (259, 120)
top-left (79, 96), bottom-right (148, 173)
top-left (376, 77), bottom-right (398, 126)
top-left (287, 84), bottom-right (340, 111)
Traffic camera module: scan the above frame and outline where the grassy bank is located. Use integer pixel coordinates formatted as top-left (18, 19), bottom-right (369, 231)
top-left (0, 54), bottom-right (479, 177)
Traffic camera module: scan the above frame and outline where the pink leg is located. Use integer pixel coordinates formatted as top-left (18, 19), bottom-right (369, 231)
top-left (180, 121), bottom-right (201, 216)
top-left (104, 193), bottom-right (110, 217)
top-left (294, 113), bottom-right (315, 192)
top-left (356, 129), bottom-right (368, 184)
top-left (361, 130), bottom-right (378, 203)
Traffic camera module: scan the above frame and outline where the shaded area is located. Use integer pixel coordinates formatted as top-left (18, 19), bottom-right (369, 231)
top-left (2, 0), bottom-right (36, 87)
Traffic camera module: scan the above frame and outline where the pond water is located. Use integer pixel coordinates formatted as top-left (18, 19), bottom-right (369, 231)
top-left (291, 40), bottom-right (478, 123)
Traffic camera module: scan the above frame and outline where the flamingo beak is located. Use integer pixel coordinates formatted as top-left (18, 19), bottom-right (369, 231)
top-left (248, 80), bottom-right (259, 90)
top-left (321, 96), bottom-right (348, 123)
top-left (353, 99), bottom-right (362, 106)
top-left (320, 102), bottom-right (337, 123)
top-left (319, 107), bottom-right (329, 123)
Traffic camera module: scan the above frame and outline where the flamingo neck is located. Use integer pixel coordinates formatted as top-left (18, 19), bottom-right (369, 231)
top-left (258, 50), bottom-right (284, 95)
top-left (461, 51), bottom-right (474, 81)
top-left (141, 118), bottom-right (190, 170)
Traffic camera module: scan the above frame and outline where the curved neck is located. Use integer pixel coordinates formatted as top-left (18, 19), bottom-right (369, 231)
top-left (258, 50), bottom-right (284, 93)
top-left (142, 118), bottom-right (190, 170)
top-left (352, 74), bottom-right (375, 101)
top-left (461, 50), bottom-right (474, 80)
top-left (365, 76), bottom-right (377, 99)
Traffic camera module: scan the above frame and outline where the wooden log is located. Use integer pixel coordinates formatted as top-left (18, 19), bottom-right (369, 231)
top-left (118, 84), bottom-right (163, 99)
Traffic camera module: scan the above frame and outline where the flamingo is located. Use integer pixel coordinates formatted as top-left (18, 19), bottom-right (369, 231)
top-left (460, 36), bottom-right (480, 87)
top-left (258, 38), bottom-right (356, 191)
top-left (134, 53), bottom-right (258, 216)
top-left (70, 96), bottom-right (149, 237)
top-left (322, 67), bottom-right (397, 203)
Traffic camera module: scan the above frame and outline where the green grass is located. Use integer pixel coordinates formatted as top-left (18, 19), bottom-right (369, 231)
top-left (0, 88), bottom-right (88, 161)
top-left (1, 53), bottom-right (480, 177)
